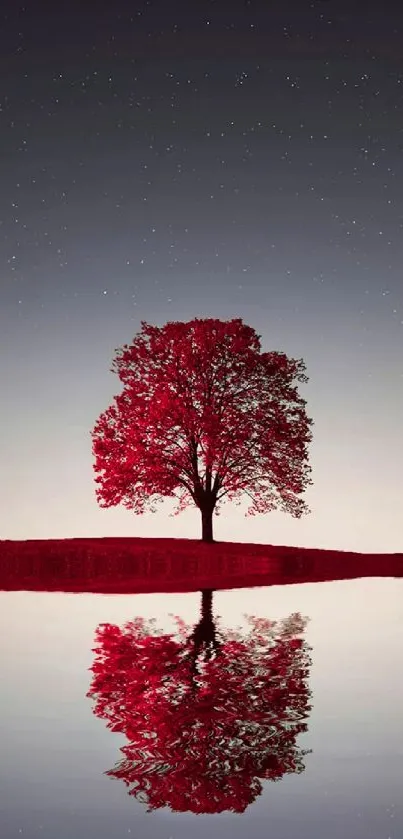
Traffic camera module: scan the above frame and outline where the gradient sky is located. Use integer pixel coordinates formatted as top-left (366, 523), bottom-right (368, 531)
top-left (0, 1), bottom-right (402, 550)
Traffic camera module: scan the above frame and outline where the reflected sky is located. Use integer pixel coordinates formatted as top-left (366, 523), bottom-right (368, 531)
top-left (1, 576), bottom-right (402, 837)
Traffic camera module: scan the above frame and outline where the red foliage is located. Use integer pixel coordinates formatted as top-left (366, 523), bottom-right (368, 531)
top-left (87, 605), bottom-right (312, 814)
top-left (91, 318), bottom-right (313, 537)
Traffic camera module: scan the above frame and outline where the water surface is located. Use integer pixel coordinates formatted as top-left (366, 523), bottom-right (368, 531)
top-left (1, 571), bottom-right (402, 838)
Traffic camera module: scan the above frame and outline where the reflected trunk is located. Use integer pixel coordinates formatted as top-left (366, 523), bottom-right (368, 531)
top-left (188, 589), bottom-right (220, 682)
top-left (201, 588), bottom-right (213, 622)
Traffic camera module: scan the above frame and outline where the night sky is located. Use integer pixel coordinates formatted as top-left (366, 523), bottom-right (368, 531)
top-left (1, 1), bottom-right (402, 551)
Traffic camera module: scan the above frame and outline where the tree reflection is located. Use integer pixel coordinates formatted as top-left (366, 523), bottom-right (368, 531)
top-left (87, 591), bottom-right (312, 814)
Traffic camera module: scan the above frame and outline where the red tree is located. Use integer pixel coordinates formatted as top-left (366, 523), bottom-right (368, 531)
top-left (91, 318), bottom-right (313, 541)
top-left (87, 598), bottom-right (312, 814)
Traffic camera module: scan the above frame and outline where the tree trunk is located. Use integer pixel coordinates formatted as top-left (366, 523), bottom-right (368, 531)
top-left (201, 505), bottom-right (214, 542)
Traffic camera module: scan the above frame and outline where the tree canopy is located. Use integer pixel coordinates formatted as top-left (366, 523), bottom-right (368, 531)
top-left (91, 318), bottom-right (314, 539)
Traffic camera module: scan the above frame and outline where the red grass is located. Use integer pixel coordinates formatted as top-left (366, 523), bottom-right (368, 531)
top-left (0, 536), bottom-right (402, 594)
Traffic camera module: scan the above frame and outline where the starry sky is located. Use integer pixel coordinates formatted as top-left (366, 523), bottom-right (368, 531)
top-left (0, 0), bottom-right (402, 551)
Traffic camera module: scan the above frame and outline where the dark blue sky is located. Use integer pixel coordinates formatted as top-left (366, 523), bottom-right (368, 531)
top-left (0, 0), bottom-right (402, 549)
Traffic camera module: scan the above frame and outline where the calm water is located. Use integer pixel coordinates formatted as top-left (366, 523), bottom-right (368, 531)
top-left (1, 575), bottom-right (402, 838)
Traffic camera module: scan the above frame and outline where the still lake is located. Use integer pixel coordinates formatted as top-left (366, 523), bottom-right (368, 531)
top-left (1, 568), bottom-right (402, 838)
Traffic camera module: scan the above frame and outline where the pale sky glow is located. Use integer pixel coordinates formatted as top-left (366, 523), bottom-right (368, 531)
top-left (1, 308), bottom-right (401, 551)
